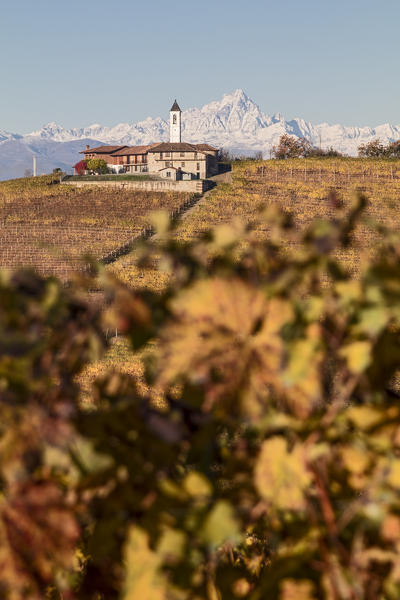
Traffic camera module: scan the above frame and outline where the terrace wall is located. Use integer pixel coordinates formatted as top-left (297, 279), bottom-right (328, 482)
top-left (61, 179), bottom-right (210, 193)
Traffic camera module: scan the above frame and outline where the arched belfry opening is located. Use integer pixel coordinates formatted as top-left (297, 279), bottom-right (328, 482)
top-left (170, 99), bottom-right (182, 143)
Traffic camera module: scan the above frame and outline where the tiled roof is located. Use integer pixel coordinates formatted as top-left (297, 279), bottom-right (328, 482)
top-left (81, 142), bottom-right (217, 156)
top-left (195, 143), bottom-right (218, 151)
top-left (148, 142), bottom-right (203, 153)
top-left (80, 145), bottom-right (126, 154)
top-left (113, 145), bottom-right (154, 156)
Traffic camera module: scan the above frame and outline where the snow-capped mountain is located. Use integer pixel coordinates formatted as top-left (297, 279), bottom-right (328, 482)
top-left (1, 89), bottom-right (400, 180)
top-left (0, 130), bottom-right (22, 143)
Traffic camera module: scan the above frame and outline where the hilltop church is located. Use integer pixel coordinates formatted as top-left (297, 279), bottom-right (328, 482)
top-left (79, 101), bottom-right (219, 180)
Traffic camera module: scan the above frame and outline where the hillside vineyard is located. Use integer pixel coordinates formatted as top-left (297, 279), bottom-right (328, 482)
top-left (1, 158), bottom-right (400, 286)
top-left (0, 176), bottom-right (193, 280)
top-left (109, 158), bottom-right (400, 289)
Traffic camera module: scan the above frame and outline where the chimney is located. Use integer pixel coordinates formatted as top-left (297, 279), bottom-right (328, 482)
top-left (86, 145), bottom-right (90, 150)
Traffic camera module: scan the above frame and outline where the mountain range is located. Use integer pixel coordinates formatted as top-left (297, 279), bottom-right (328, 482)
top-left (1, 89), bottom-right (400, 180)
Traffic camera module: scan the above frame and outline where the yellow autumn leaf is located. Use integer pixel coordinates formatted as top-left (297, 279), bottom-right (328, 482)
top-left (213, 223), bottom-right (241, 247)
top-left (346, 406), bottom-right (382, 430)
top-left (356, 306), bottom-right (389, 336)
top-left (304, 296), bottom-right (324, 321)
top-left (254, 437), bottom-right (312, 511)
top-left (122, 527), bottom-right (166, 600)
top-left (387, 460), bottom-right (400, 489)
top-left (280, 579), bottom-right (316, 599)
top-left (183, 471), bottom-right (212, 498)
top-left (283, 325), bottom-right (322, 418)
top-left (149, 210), bottom-right (171, 235)
top-left (158, 277), bottom-right (293, 418)
top-left (335, 280), bottom-right (363, 303)
top-left (340, 341), bottom-right (372, 374)
top-left (156, 528), bottom-right (186, 564)
top-left (381, 515), bottom-right (400, 542)
top-left (201, 501), bottom-right (241, 549)
top-left (232, 578), bottom-right (252, 597)
top-left (340, 445), bottom-right (369, 474)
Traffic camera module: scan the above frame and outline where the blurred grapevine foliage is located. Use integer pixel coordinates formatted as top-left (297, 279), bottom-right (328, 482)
top-left (0, 270), bottom-right (105, 598)
top-left (2, 192), bottom-right (400, 598)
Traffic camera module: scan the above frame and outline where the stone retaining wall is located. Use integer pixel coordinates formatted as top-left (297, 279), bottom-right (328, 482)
top-left (61, 178), bottom-right (209, 193)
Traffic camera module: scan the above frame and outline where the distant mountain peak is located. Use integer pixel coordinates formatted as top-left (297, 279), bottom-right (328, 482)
top-left (1, 90), bottom-right (400, 180)
top-left (223, 88), bottom-right (250, 102)
top-left (0, 130), bottom-right (22, 143)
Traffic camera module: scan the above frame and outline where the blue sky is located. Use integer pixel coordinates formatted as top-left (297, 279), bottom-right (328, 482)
top-left (1, 0), bottom-right (399, 132)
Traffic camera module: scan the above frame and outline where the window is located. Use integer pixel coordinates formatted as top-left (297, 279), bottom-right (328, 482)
top-left (194, 152), bottom-right (197, 158)
top-left (166, 171), bottom-right (171, 177)
top-left (173, 114), bottom-right (177, 124)
top-left (196, 163), bottom-right (200, 171)
top-left (165, 161), bottom-right (171, 167)
top-left (181, 162), bottom-right (185, 167)
top-left (165, 152), bottom-right (171, 157)
top-left (180, 152), bottom-right (184, 157)
top-left (160, 152), bottom-right (163, 159)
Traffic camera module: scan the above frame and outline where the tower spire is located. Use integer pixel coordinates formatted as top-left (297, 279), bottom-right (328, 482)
top-left (170, 99), bottom-right (182, 143)
top-left (170, 99), bottom-right (181, 112)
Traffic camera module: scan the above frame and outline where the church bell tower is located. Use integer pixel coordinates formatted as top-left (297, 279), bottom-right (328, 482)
top-left (170, 99), bottom-right (182, 143)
